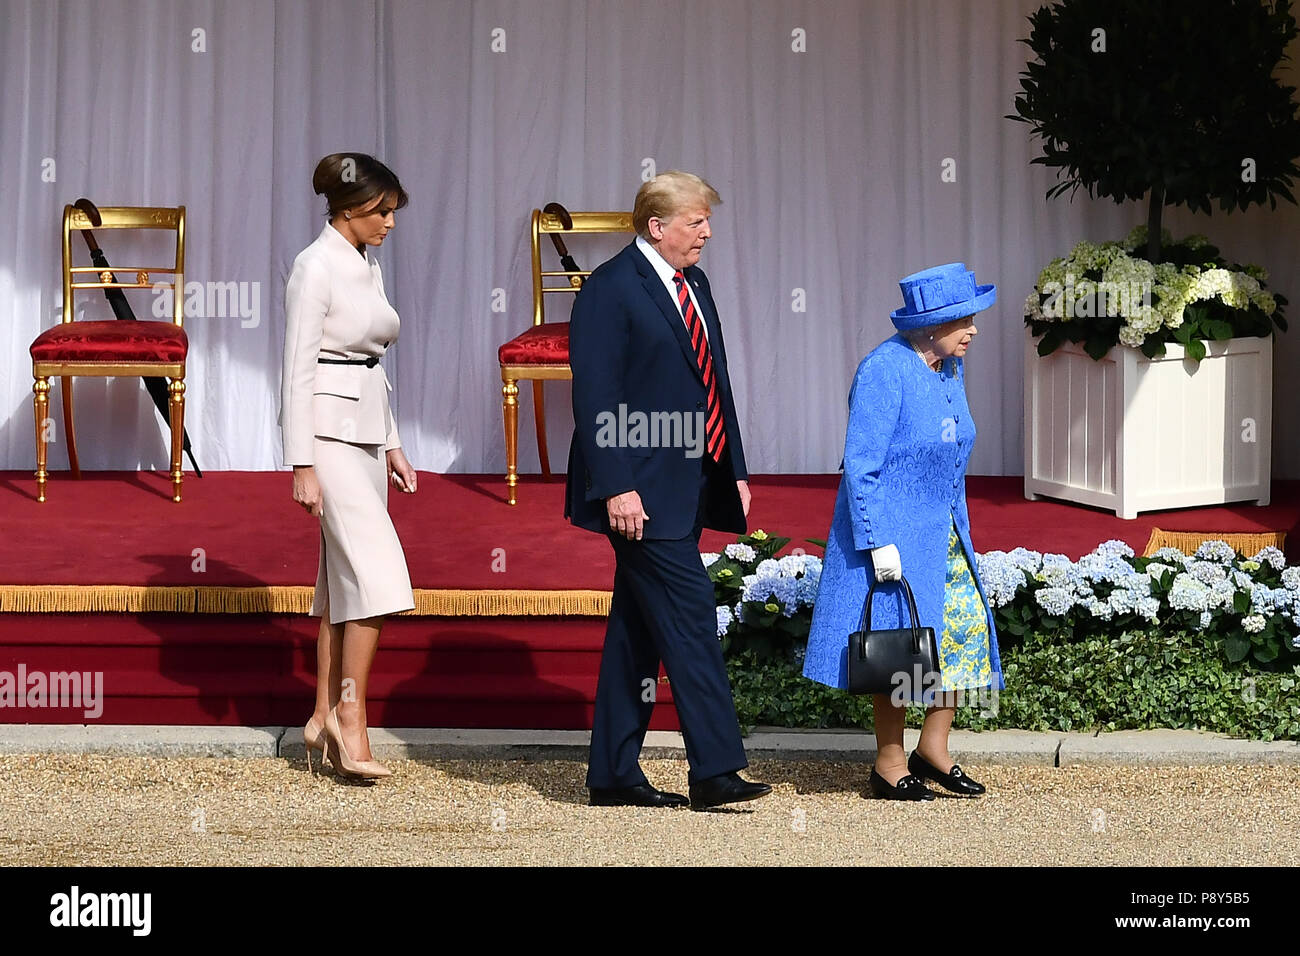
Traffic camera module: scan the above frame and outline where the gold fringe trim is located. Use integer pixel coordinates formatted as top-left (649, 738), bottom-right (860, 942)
top-left (0, 585), bottom-right (612, 617)
top-left (1143, 528), bottom-right (1287, 558)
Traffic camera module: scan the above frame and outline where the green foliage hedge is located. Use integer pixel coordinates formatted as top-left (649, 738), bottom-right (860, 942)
top-left (728, 627), bottom-right (1300, 740)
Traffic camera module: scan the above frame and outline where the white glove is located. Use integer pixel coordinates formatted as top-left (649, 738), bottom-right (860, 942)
top-left (871, 544), bottom-right (902, 583)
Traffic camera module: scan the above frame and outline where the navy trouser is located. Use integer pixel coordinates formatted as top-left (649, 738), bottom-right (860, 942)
top-left (585, 472), bottom-right (749, 789)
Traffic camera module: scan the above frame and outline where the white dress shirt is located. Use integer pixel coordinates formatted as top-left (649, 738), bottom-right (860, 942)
top-left (635, 235), bottom-right (709, 342)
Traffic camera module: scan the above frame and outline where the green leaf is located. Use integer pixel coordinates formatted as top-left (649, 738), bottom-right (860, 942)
top-left (1224, 634), bottom-right (1251, 663)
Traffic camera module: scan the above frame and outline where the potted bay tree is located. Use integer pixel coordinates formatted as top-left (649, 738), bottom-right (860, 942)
top-left (1010, 0), bottom-right (1300, 518)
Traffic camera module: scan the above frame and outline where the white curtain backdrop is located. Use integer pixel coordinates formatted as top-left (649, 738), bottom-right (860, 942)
top-left (3, 0), bottom-right (1298, 479)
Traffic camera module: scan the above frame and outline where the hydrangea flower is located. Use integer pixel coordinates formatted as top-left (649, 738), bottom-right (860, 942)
top-left (716, 605), bottom-right (734, 637)
top-left (1095, 539), bottom-right (1136, 559)
top-left (700, 552), bottom-right (721, 568)
top-left (1282, 567), bottom-right (1300, 591)
top-left (1149, 547), bottom-right (1190, 566)
top-left (1251, 547), bottom-right (1286, 571)
top-left (1241, 614), bottom-right (1266, 634)
top-left (1034, 587), bottom-right (1075, 616)
top-left (1169, 575), bottom-right (1212, 612)
top-left (1188, 560), bottom-right (1229, 587)
top-left (725, 543), bottom-right (756, 562)
top-left (1193, 540), bottom-right (1237, 565)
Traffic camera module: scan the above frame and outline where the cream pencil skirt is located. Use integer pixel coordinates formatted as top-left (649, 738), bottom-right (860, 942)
top-left (310, 436), bottom-right (415, 624)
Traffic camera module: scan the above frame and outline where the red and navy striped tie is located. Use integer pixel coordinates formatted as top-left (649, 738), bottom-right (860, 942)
top-left (673, 270), bottom-right (727, 464)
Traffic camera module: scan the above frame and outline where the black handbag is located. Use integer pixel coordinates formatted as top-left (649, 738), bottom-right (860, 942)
top-left (846, 574), bottom-right (940, 698)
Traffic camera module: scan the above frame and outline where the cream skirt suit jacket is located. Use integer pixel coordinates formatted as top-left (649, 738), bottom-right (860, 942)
top-left (280, 222), bottom-right (415, 623)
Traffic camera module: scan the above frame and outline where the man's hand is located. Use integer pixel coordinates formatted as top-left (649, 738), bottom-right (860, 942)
top-left (607, 490), bottom-right (650, 540)
top-left (386, 448), bottom-right (418, 493)
top-left (736, 479), bottom-right (751, 517)
top-left (292, 465), bottom-right (323, 517)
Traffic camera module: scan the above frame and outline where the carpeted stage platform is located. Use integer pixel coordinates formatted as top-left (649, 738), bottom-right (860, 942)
top-left (1, 471), bottom-right (1297, 728)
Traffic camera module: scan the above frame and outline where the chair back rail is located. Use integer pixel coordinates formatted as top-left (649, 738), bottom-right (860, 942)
top-left (529, 208), bottom-right (633, 327)
top-left (61, 204), bottom-right (186, 326)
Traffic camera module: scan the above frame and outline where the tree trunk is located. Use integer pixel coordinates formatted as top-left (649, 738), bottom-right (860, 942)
top-left (1145, 185), bottom-right (1164, 262)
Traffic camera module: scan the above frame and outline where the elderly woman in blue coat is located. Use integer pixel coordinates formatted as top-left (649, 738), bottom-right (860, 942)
top-left (803, 263), bottom-right (1004, 801)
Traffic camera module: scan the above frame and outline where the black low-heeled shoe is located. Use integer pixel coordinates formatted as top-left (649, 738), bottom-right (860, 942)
top-left (908, 751), bottom-right (986, 796)
top-left (866, 769), bottom-right (936, 801)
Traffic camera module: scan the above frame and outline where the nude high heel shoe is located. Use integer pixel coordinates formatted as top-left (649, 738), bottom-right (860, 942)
top-left (323, 707), bottom-right (391, 780)
top-left (304, 715), bottom-right (327, 774)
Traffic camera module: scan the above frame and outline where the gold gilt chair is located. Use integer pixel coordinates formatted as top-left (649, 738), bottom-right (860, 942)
top-left (497, 207), bottom-right (633, 505)
top-left (30, 204), bottom-right (188, 502)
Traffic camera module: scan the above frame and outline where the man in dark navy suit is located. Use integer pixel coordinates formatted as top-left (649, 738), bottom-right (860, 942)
top-left (565, 171), bottom-right (771, 810)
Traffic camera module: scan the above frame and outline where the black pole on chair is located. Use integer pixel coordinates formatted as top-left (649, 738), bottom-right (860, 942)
top-left (73, 198), bottom-right (202, 477)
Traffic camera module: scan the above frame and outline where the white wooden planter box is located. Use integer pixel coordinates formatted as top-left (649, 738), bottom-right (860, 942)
top-left (1023, 331), bottom-right (1272, 519)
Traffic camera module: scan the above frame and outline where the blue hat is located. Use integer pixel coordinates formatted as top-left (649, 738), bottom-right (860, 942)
top-left (890, 263), bottom-right (996, 330)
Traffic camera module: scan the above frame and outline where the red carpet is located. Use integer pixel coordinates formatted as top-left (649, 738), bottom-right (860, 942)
top-left (0, 471), bottom-right (1297, 588)
top-left (2, 470), bottom-right (1297, 727)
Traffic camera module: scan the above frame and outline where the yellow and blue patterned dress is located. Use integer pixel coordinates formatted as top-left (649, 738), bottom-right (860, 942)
top-left (938, 521), bottom-right (993, 691)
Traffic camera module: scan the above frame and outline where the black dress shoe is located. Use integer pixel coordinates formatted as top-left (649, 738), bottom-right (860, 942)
top-left (867, 769), bottom-right (936, 801)
top-left (589, 783), bottom-right (689, 808)
top-left (688, 771), bottom-right (773, 810)
top-left (907, 751), bottom-right (986, 796)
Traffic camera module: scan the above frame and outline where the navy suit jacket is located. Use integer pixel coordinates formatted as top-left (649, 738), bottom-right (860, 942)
top-left (565, 241), bottom-right (749, 540)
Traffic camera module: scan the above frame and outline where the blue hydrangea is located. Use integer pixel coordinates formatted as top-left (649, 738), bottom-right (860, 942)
top-left (1007, 547), bottom-right (1044, 573)
top-left (1194, 540), bottom-right (1237, 564)
top-left (976, 552), bottom-right (1027, 608)
top-left (716, 605), bottom-right (734, 637)
top-left (1208, 579), bottom-right (1236, 610)
top-left (1034, 586), bottom-right (1075, 616)
top-left (755, 558), bottom-right (781, 578)
top-left (1251, 546), bottom-right (1287, 571)
top-left (1095, 539), bottom-right (1136, 559)
top-left (1149, 547), bottom-right (1190, 566)
top-left (1188, 560), bottom-right (1229, 587)
top-left (1282, 567), bottom-right (1300, 591)
top-left (1198, 610), bottom-right (1213, 629)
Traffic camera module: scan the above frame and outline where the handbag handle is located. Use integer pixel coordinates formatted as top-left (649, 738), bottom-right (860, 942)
top-left (856, 574), bottom-right (926, 654)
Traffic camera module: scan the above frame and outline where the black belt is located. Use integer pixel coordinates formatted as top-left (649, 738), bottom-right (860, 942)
top-left (318, 356), bottom-right (380, 367)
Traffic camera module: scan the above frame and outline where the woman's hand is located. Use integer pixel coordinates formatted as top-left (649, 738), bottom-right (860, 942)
top-left (292, 465), bottom-right (323, 517)
top-left (736, 479), bottom-right (751, 517)
top-left (387, 448), bottom-right (418, 493)
top-left (872, 543), bottom-right (902, 582)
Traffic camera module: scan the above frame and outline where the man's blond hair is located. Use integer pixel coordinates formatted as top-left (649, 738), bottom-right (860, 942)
top-left (632, 171), bottom-right (722, 239)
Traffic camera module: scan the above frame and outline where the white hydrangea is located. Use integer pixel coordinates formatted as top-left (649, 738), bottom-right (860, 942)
top-left (724, 543), bottom-right (756, 562)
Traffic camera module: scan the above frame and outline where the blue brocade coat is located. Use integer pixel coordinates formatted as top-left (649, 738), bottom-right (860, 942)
top-left (802, 333), bottom-right (1003, 691)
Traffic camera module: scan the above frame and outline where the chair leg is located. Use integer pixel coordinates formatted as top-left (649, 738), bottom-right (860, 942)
top-left (60, 375), bottom-right (81, 478)
top-left (532, 380), bottom-right (551, 479)
top-left (168, 377), bottom-right (185, 502)
top-left (33, 377), bottom-right (50, 502)
top-left (502, 376), bottom-right (519, 506)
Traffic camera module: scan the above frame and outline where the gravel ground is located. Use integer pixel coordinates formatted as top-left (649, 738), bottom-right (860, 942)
top-left (1, 754), bottom-right (1297, 866)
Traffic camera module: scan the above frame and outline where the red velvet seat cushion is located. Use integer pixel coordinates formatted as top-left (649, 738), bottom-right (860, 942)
top-left (497, 322), bottom-right (570, 366)
top-left (30, 320), bottom-right (189, 364)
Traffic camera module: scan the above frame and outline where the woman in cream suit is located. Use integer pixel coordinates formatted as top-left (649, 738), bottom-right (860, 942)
top-left (281, 152), bottom-right (417, 781)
